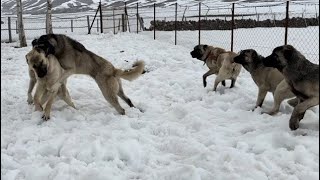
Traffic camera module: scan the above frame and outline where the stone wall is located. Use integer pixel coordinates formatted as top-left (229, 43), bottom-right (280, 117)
top-left (146, 17), bottom-right (319, 31)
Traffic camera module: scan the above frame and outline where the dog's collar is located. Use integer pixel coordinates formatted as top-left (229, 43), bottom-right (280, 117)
top-left (202, 51), bottom-right (211, 66)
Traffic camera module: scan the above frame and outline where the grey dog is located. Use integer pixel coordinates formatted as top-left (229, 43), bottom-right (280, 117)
top-left (263, 45), bottom-right (319, 130)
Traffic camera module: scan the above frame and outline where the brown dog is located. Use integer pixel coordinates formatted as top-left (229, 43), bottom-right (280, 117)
top-left (234, 49), bottom-right (296, 115)
top-left (190, 45), bottom-right (242, 91)
top-left (26, 48), bottom-right (76, 120)
top-left (29, 34), bottom-right (145, 115)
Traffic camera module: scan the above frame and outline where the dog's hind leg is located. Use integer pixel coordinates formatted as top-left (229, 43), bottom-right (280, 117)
top-left (96, 77), bottom-right (125, 115)
top-left (222, 80), bottom-right (226, 86)
top-left (59, 82), bottom-right (76, 109)
top-left (289, 97), bottom-right (319, 130)
top-left (266, 80), bottom-right (295, 115)
top-left (117, 80), bottom-right (134, 108)
top-left (230, 78), bottom-right (237, 88)
top-left (213, 75), bottom-right (225, 91)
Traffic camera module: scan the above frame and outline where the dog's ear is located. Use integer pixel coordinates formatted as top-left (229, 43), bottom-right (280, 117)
top-left (251, 50), bottom-right (258, 58)
top-left (203, 45), bottom-right (208, 50)
top-left (45, 43), bottom-right (55, 57)
top-left (31, 39), bottom-right (38, 47)
top-left (283, 47), bottom-right (294, 60)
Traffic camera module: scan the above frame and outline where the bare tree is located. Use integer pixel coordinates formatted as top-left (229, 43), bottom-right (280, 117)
top-left (16, 0), bottom-right (27, 47)
top-left (46, 0), bottom-right (53, 34)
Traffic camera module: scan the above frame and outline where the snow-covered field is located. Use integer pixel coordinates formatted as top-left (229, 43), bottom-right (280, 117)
top-left (1, 32), bottom-right (319, 180)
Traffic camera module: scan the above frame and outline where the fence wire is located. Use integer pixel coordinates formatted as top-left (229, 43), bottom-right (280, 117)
top-left (1, 1), bottom-right (319, 62)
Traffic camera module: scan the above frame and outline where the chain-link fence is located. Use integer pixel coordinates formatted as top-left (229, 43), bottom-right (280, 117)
top-left (1, 1), bottom-right (318, 62)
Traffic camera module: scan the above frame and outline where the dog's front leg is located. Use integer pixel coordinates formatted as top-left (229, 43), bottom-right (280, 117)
top-left (203, 69), bottom-right (215, 88)
top-left (33, 82), bottom-right (46, 111)
top-left (254, 88), bottom-right (268, 110)
top-left (289, 97), bottom-right (319, 130)
top-left (42, 90), bottom-right (58, 121)
top-left (27, 69), bottom-right (37, 104)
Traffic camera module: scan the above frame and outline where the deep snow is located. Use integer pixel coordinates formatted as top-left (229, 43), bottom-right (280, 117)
top-left (1, 32), bottom-right (319, 180)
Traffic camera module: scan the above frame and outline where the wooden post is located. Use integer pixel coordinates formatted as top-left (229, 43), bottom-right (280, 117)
top-left (71, 19), bottom-right (73, 32)
top-left (231, 3), bottom-right (235, 52)
top-left (99, 1), bottom-right (103, 33)
top-left (8, 17), bottom-right (12, 43)
top-left (87, 16), bottom-right (90, 34)
top-left (175, 3), bottom-right (177, 45)
top-left (198, 2), bottom-right (201, 45)
top-left (284, 1), bottom-right (289, 45)
top-left (154, 3), bottom-right (156, 40)
top-left (137, 2), bottom-right (139, 33)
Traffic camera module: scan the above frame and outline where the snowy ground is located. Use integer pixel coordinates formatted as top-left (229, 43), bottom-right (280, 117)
top-left (1, 32), bottom-right (319, 180)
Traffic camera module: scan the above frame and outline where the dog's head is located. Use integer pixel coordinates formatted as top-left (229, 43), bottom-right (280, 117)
top-left (190, 44), bottom-right (208, 61)
top-left (262, 45), bottom-right (296, 71)
top-left (26, 48), bottom-right (49, 78)
top-left (31, 34), bottom-right (58, 57)
top-left (234, 49), bottom-right (261, 65)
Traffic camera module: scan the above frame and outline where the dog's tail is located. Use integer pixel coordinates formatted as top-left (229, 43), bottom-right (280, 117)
top-left (114, 61), bottom-right (145, 81)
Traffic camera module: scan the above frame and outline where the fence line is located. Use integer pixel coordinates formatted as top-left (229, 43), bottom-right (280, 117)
top-left (1, 1), bottom-right (319, 62)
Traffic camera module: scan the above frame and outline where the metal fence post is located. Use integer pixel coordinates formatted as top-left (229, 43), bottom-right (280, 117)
top-left (87, 16), bottom-right (90, 34)
top-left (122, 14), bottom-right (125, 32)
top-left (113, 8), bottom-right (115, 34)
top-left (97, 18), bottom-right (99, 32)
top-left (8, 17), bottom-right (12, 43)
top-left (198, 2), bottom-right (201, 45)
top-left (99, 1), bottom-right (103, 33)
top-left (284, 1), bottom-right (289, 45)
top-left (71, 19), bottom-right (73, 32)
top-left (231, 3), bottom-right (235, 52)
top-left (154, 3), bottom-right (156, 40)
top-left (175, 2), bottom-right (177, 45)
top-left (137, 2), bottom-right (139, 34)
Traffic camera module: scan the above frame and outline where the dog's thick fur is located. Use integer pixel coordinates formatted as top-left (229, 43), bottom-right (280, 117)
top-left (26, 48), bottom-right (76, 120)
top-left (263, 45), bottom-right (319, 130)
top-left (234, 49), bottom-right (296, 115)
top-left (30, 34), bottom-right (145, 115)
top-left (190, 45), bottom-right (242, 91)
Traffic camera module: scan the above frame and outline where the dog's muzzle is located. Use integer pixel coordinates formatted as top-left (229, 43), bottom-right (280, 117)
top-left (35, 66), bottom-right (48, 78)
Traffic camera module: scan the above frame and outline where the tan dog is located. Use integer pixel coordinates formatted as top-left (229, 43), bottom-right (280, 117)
top-left (30, 34), bottom-right (145, 115)
top-left (190, 45), bottom-right (242, 91)
top-left (234, 49), bottom-right (296, 115)
top-left (263, 45), bottom-right (319, 130)
top-left (26, 48), bottom-right (76, 120)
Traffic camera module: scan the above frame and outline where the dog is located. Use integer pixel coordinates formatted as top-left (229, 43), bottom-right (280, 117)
top-left (234, 49), bottom-right (296, 115)
top-left (262, 45), bottom-right (319, 130)
top-left (30, 34), bottom-right (145, 115)
top-left (190, 45), bottom-right (242, 91)
top-left (26, 48), bottom-right (76, 120)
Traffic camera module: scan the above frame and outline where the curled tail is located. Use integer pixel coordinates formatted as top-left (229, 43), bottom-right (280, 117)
top-left (114, 61), bottom-right (145, 81)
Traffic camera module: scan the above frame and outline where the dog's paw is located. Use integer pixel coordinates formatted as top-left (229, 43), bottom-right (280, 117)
top-left (42, 113), bottom-right (50, 121)
top-left (203, 80), bottom-right (207, 88)
top-left (27, 98), bottom-right (33, 105)
top-left (289, 118), bottom-right (299, 130)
